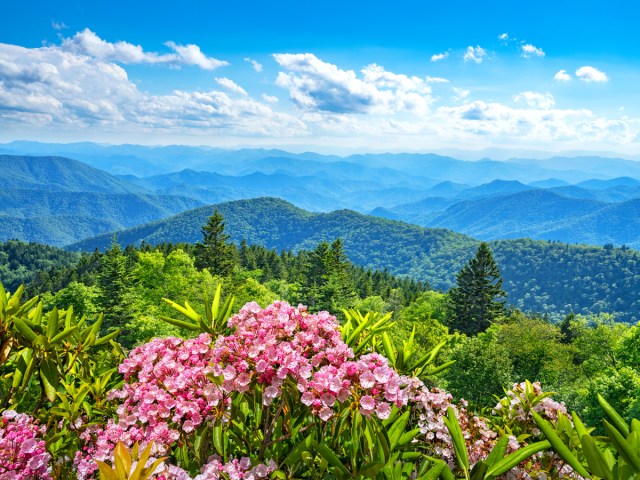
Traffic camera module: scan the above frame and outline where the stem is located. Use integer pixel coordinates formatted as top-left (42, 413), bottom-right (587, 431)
top-left (260, 400), bottom-right (286, 456)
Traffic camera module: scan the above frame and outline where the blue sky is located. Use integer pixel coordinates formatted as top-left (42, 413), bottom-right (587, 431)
top-left (1, 0), bottom-right (639, 154)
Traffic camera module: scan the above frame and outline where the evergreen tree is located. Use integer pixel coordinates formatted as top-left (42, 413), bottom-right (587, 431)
top-left (300, 239), bottom-right (357, 312)
top-left (448, 242), bottom-right (506, 335)
top-left (194, 210), bottom-right (237, 276)
top-left (96, 238), bottom-right (136, 337)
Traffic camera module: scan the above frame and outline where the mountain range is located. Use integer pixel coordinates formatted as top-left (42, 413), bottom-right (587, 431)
top-left (0, 155), bottom-right (203, 246)
top-left (67, 197), bottom-right (640, 322)
top-left (3, 148), bottom-right (640, 247)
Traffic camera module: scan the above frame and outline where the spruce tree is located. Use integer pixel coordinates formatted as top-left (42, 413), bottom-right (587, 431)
top-left (448, 242), bottom-right (506, 335)
top-left (194, 210), bottom-right (237, 276)
top-left (96, 238), bottom-right (136, 336)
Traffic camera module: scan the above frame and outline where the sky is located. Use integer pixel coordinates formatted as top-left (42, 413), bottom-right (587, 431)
top-left (1, 0), bottom-right (639, 155)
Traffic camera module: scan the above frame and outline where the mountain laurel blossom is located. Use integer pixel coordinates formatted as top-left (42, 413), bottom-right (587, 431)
top-left (0, 410), bottom-right (52, 480)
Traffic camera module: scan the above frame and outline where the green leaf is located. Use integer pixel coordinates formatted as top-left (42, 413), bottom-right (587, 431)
top-left (485, 440), bottom-right (551, 478)
top-left (415, 462), bottom-right (445, 480)
top-left (531, 411), bottom-right (590, 478)
top-left (50, 326), bottom-right (78, 345)
top-left (387, 411), bottom-right (411, 451)
top-left (484, 436), bottom-right (509, 468)
top-left (598, 394), bottom-right (630, 438)
top-left (316, 443), bottom-right (349, 476)
top-left (581, 434), bottom-right (613, 480)
top-left (358, 461), bottom-right (384, 478)
top-left (443, 406), bottom-right (469, 474)
top-left (93, 329), bottom-right (121, 346)
top-left (39, 356), bottom-right (59, 402)
top-left (46, 307), bottom-right (59, 339)
top-left (604, 420), bottom-right (640, 473)
top-left (158, 316), bottom-right (200, 331)
top-left (13, 317), bottom-right (39, 343)
top-left (12, 348), bottom-right (33, 389)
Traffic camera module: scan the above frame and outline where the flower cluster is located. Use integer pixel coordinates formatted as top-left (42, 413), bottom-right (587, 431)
top-left (75, 334), bottom-right (226, 479)
top-left (214, 302), bottom-right (409, 421)
top-left (492, 381), bottom-right (569, 438)
top-left (408, 383), bottom-right (498, 468)
top-left (300, 352), bottom-right (408, 420)
top-left (0, 410), bottom-right (51, 480)
top-left (151, 456), bottom-right (276, 480)
top-left (192, 456), bottom-right (276, 480)
top-left (211, 301), bottom-right (352, 401)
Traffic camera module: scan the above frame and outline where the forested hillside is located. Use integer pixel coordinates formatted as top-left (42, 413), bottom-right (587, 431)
top-left (68, 197), bottom-right (640, 321)
top-left (0, 155), bottom-right (203, 245)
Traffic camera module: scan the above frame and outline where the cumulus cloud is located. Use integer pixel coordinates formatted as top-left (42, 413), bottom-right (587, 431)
top-left (244, 57), bottom-right (263, 72)
top-left (521, 43), bottom-right (545, 58)
top-left (0, 41), bottom-right (304, 137)
top-left (430, 52), bottom-right (449, 62)
top-left (215, 77), bottom-right (248, 96)
top-left (452, 87), bottom-right (470, 101)
top-left (554, 69), bottom-right (572, 81)
top-left (498, 33), bottom-right (509, 41)
top-left (463, 46), bottom-right (486, 63)
top-left (514, 91), bottom-right (556, 109)
top-left (60, 28), bottom-right (228, 70)
top-left (576, 66), bottom-right (608, 82)
top-left (273, 53), bottom-right (432, 115)
top-left (0, 35), bottom-right (636, 151)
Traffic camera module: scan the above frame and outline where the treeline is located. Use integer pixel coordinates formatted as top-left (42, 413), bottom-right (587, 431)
top-left (2, 211), bottom-right (640, 428)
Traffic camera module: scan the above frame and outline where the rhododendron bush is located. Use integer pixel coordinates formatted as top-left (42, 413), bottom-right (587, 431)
top-left (0, 284), bottom-right (630, 479)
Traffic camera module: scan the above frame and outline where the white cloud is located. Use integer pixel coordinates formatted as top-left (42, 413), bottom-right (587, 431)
top-left (51, 20), bottom-right (67, 31)
top-left (0, 37), bottom-right (637, 151)
top-left (514, 91), bottom-right (556, 109)
top-left (498, 33), bottom-right (509, 41)
top-left (273, 53), bottom-right (432, 115)
top-left (0, 42), bottom-right (304, 137)
top-left (426, 76), bottom-right (450, 84)
top-left (261, 94), bottom-right (279, 104)
top-left (452, 87), bottom-right (470, 101)
top-left (244, 57), bottom-right (263, 72)
top-left (463, 46), bottom-right (486, 63)
top-left (430, 52), bottom-right (449, 62)
top-left (215, 77), bottom-right (248, 96)
top-left (521, 43), bottom-right (545, 58)
top-left (61, 28), bottom-right (228, 70)
top-left (554, 69), bottom-right (572, 81)
top-left (576, 66), bottom-right (608, 83)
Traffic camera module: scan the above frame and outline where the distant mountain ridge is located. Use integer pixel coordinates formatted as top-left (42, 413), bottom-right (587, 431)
top-left (67, 197), bottom-right (640, 322)
top-left (3, 147), bottom-right (640, 248)
top-left (0, 155), bottom-right (203, 246)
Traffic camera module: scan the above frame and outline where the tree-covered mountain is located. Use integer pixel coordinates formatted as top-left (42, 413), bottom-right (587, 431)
top-left (0, 239), bottom-right (80, 292)
top-left (0, 155), bottom-right (203, 246)
top-left (68, 197), bottom-right (640, 322)
top-left (0, 155), bottom-right (146, 193)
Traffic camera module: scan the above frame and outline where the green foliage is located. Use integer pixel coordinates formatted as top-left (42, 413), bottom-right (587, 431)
top-left (68, 198), bottom-right (640, 322)
top-left (96, 240), bottom-right (137, 339)
top-left (194, 210), bottom-right (238, 276)
top-left (496, 311), bottom-right (575, 387)
top-left (448, 243), bottom-right (506, 335)
top-left (443, 331), bottom-right (513, 407)
top-left (532, 395), bottom-right (640, 479)
top-left (0, 239), bottom-right (79, 292)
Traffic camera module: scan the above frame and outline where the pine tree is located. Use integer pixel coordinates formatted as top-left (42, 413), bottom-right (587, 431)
top-left (300, 239), bottom-right (357, 312)
top-left (194, 210), bottom-right (237, 276)
top-left (448, 242), bottom-right (506, 335)
top-left (96, 238), bottom-right (136, 336)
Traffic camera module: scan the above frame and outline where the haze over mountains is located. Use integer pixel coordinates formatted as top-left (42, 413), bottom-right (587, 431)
top-left (2, 142), bottom-right (640, 248)
top-left (2, 144), bottom-right (640, 321)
